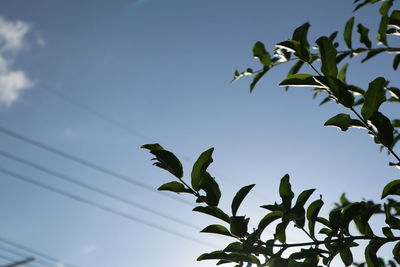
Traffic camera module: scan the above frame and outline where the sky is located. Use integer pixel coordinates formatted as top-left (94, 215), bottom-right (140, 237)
top-left (0, 0), bottom-right (398, 266)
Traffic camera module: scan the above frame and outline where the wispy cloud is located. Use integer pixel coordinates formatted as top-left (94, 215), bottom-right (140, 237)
top-left (0, 17), bottom-right (33, 106)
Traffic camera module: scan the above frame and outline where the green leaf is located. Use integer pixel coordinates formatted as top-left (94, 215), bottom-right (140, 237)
top-left (357, 24), bottom-right (372, 48)
top-left (158, 181), bottom-right (191, 193)
top-left (230, 216), bottom-right (249, 238)
top-left (253, 41), bottom-right (271, 66)
top-left (142, 144), bottom-right (184, 178)
top-left (199, 172), bottom-right (221, 206)
top-left (316, 36), bottom-right (338, 77)
top-left (326, 77), bottom-right (355, 108)
top-left (324, 113), bottom-right (365, 131)
top-left (370, 112), bottom-right (394, 147)
top-left (393, 241), bottom-right (400, 262)
top-left (201, 224), bottom-right (234, 237)
top-left (365, 240), bottom-right (385, 267)
top-left (338, 63), bottom-right (349, 83)
top-left (197, 251), bottom-right (227, 261)
top-left (223, 242), bottom-right (243, 252)
top-left (292, 22), bottom-right (311, 48)
top-left (380, 0), bottom-right (393, 15)
top-left (279, 174), bottom-right (294, 209)
top-left (340, 247), bottom-right (354, 266)
top-left (382, 179), bottom-right (400, 199)
top-left (329, 209), bottom-right (342, 234)
top-left (141, 143), bottom-right (164, 151)
top-left (250, 67), bottom-right (269, 93)
top-left (193, 206), bottom-right (230, 223)
top-left (386, 215), bottom-right (400, 229)
top-left (276, 40), bottom-right (310, 62)
top-left (279, 73), bottom-right (324, 88)
top-left (341, 202), bottom-right (364, 229)
top-left (275, 221), bottom-right (289, 243)
top-left (284, 60), bottom-right (305, 90)
top-left (389, 10), bottom-right (400, 29)
top-left (257, 211), bottom-right (283, 234)
top-left (231, 184), bottom-right (255, 216)
top-left (344, 17), bottom-right (355, 49)
top-left (376, 14), bottom-right (389, 46)
top-left (295, 189), bottom-right (316, 207)
top-left (393, 54), bottom-right (400, 70)
top-left (306, 199), bottom-right (324, 238)
top-left (191, 148), bottom-right (214, 191)
top-left (382, 227), bottom-right (394, 238)
top-left (361, 77), bottom-right (386, 120)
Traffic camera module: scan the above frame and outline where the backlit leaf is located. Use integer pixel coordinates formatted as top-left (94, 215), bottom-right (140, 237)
top-left (231, 184), bottom-right (255, 216)
top-left (201, 224), bottom-right (234, 237)
top-left (279, 174), bottom-right (294, 209)
top-left (230, 216), bottom-right (249, 238)
top-left (344, 17), bottom-right (355, 49)
top-left (376, 14), bottom-right (389, 46)
top-left (370, 112), bottom-right (394, 147)
top-left (307, 199), bottom-right (324, 238)
top-left (316, 36), bottom-right (338, 77)
top-left (253, 41), bottom-right (271, 66)
top-left (393, 54), bottom-right (400, 70)
top-left (361, 77), bottom-right (386, 120)
top-left (193, 206), bottom-right (230, 223)
top-left (338, 63), bottom-right (349, 83)
top-left (158, 181), bottom-right (191, 193)
top-left (142, 144), bottom-right (183, 178)
top-left (389, 10), bottom-right (400, 29)
top-left (340, 247), bottom-right (354, 266)
top-left (279, 73), bottom-right (324, 88)
top-left (324, 113), bottom-right (365, 131)
top-left (191, 148), bottom-right (214, 191)
top-left (258, 211), bottom-right (283, 233)
top-left (292, 22), bottom-right (311, 48)
top-left (357, 24), bottom-right (372, 48)
top-left (365, 241), bottom-right (385, 267)
top-left (382, 179), bottom-right (400, 199)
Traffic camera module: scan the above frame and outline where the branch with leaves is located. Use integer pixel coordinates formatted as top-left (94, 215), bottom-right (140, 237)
top-left (143, 0), bottom-right (400, 266)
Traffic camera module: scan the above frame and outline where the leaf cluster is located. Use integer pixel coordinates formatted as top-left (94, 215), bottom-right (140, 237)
top-left (143, 0), bottom-right (400, 266)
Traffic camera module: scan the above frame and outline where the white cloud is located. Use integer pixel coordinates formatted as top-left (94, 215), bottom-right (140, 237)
top-left (0, 16), bottom-right (33, 106)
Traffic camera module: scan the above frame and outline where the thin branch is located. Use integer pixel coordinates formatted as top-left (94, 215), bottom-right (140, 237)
top-left (261, 235), bottom-right (400, 248)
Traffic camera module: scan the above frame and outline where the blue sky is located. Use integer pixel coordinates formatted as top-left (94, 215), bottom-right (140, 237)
top-left (0, 0), bottom-right (398, 266)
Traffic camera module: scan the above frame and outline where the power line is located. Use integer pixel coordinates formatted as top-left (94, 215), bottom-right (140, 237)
top-left (42, 87), bottom-right (149, 141)
top-left (0, 168), bottom-right (217, 249)
top-left (0, 126), bottom-right (193, 207)
top-left (0, 149), bottom-right (199, 230)
top-left (2, 257), bottom-right (35, 267)
top-left (0, 245), bottom-right (51, 267)
top-left (0, 237), bottom-right (79, 267)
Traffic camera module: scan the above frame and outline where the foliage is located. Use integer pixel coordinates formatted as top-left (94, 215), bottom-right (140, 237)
top-left (143, 0), bottom-right (400, 266)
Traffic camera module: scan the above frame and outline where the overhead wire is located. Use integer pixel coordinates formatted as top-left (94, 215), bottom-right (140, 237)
top-left (0, 126), bottom-right (193, 207)
top-left (0, 149), bottom-right (200, 230)
top-left (0, 168), bottom-right (218, 249)
top-left (0, 237), bottom-right (79, 267)
top-left (0, 246), bottom-right (43, 267)
top-left (41, 87), bottom-right (149, 141)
